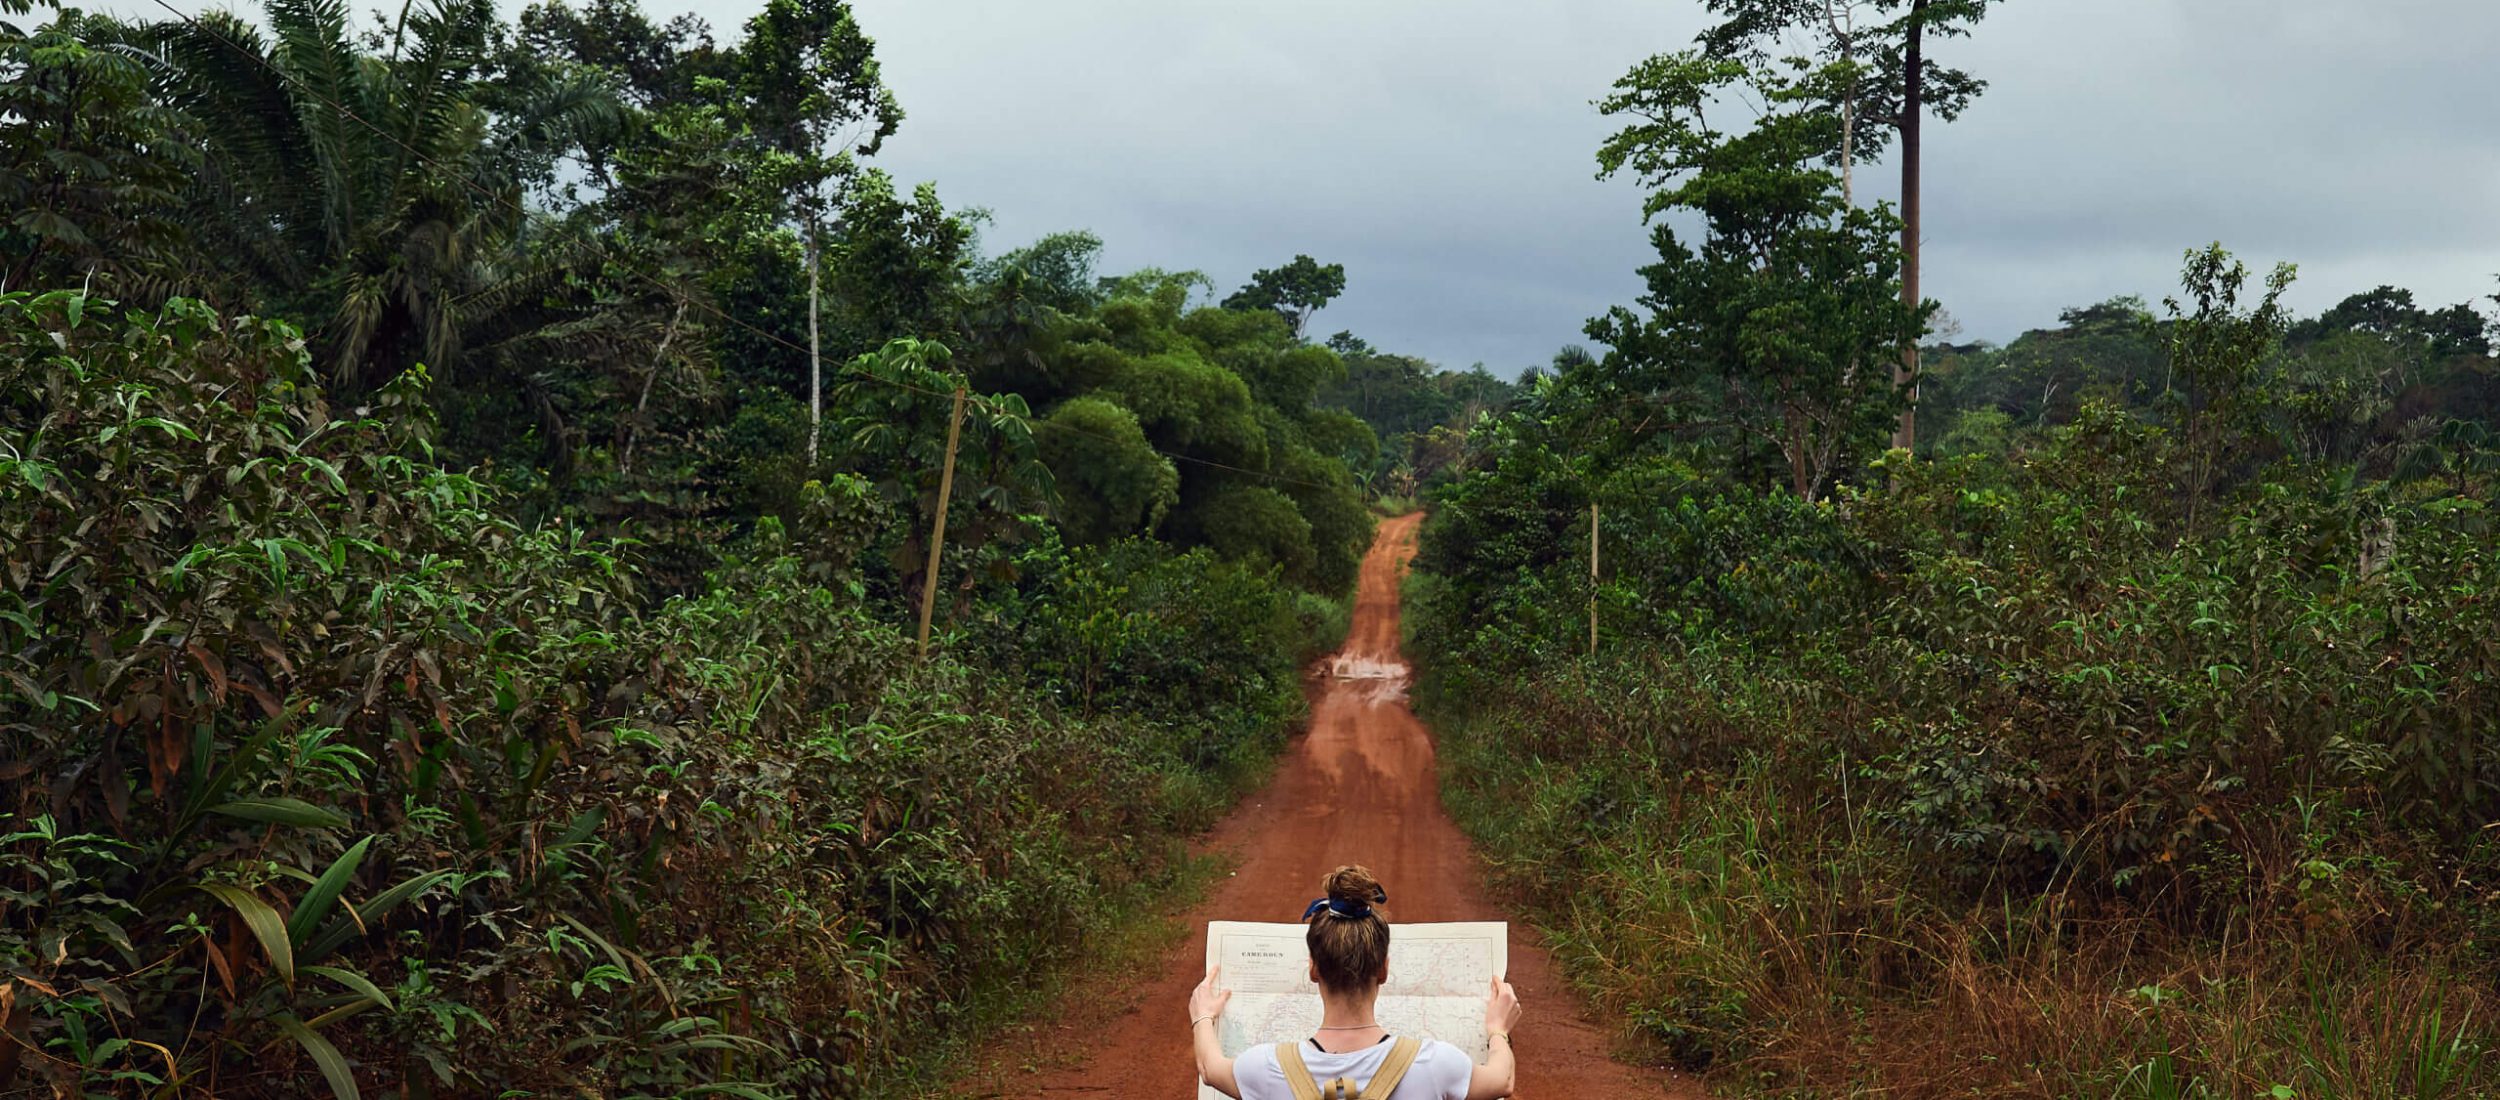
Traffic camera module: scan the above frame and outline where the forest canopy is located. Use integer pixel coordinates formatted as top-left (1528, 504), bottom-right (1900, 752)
top-left (0, 0), bottom-right (1398, 598)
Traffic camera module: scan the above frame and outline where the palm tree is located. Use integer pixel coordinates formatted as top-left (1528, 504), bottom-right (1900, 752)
top-left (159, 0), bottom-right (620, 390)
top-left (0, 8), bottom-right (194, 295)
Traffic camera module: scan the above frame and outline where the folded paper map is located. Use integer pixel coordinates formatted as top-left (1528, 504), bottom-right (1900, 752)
top-left (1198, 920), bottom-right (1507, 1100)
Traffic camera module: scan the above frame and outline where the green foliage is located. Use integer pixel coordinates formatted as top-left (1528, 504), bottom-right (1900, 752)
top-left (1591, 45), bottom-right (1929, 501)
top-left (159, 0), bottom-right (624, 388)
top-left (824, 170), bottom-right (972, 350)
top-left (0, 293), bottom-right (1316, 1096)
top-left (1177, 485), bottom-right (1318, 587)
top-left (1411, 245), bottom-right (2500, 1089)
top-left (1697, 0), bottom-right (2001, 154)
top-left (974, 537), bottom-right (1327, 775)
top-left (1221, 254), bottom-right (1345, 337)
top-left (732, 0), bottom-right (896, 196)
top-left (1039, 397), bottom-right (1179, 544)
top-left (1919, 273), bottom-right (2496, 480)
top-left (972, 229), bottom-right (1105, 317)
top-left (831, 338), bottom-right (1050, 602)
top-left (1315, 332), bottom-right (1522, 497)
top-left (507, 0), bottom-right (730, 112)
top-left (0, 6), bottom-right (193, 294)
top-left (964, 257), bottom-right (1374, 594)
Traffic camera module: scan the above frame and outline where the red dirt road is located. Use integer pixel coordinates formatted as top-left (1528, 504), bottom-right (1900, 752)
top-left (960, 514), bottom-right (1696, 1097)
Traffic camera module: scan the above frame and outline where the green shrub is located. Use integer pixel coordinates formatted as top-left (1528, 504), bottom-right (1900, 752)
top-left (0, 293), bottom-right (1306, 1096)
top-left (1409, 289), bottom-right (2500, 1088)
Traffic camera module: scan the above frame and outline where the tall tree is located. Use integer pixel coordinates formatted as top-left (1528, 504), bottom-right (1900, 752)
top-left (1223, 254), bottom-right (1345, 337)
top-left (1592, 49), bottom-right (1927, 501)
top-left (1699, 0), bottom-right (2001, 453)
top-left (732, 0), bottom-right (898, 464)
top-left (160, 0), bottom-right (622, 388)
top-left (1883, 0), bottom-right (2001, 452)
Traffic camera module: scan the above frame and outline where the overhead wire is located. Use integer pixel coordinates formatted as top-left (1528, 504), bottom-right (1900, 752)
top-left (136, 0), bottom-right (1351, 495)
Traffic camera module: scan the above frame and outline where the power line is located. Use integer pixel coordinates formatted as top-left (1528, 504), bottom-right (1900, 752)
top-left (137, 0), bottom-right (1349, 495)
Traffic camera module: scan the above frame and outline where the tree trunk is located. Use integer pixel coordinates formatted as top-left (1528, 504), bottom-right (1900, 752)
top-left (1830, 0), bottom-right (1856, 207)
top-left (1840, 95), bottom-right (1857, 208)
top-left (621, 299), bottom-right (685, 477)
top-left (1785, 404), bottom-right (1813, 500)
top-left (805, 212), bottom-right (823, 467)
top-left (1893, 0), bottom-right (1925, 455)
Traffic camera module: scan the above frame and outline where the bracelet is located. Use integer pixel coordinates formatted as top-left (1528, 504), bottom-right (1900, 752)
top-left (1487, 1031), bottom-right (1510, 1040)
top-left (1192, 1014), bottom-right (1218, 1028)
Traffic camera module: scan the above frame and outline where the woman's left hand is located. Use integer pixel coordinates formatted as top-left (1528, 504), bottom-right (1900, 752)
top-left (1189, 964), bottom-right (1232, 1024)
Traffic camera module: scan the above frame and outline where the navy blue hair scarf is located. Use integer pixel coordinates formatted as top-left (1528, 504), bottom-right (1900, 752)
top-left (1300, 889), bottom-right (1387, 921)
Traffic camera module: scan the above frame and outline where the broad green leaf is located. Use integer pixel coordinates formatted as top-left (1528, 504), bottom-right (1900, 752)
top-left (172, 713), bottom-right (291, 842)
top-left (304, 869), bottom-right (451, 963)
top-left (272, 1013), bottom-right (360, 1100)
top-left (196, 882), bottom-right (293, 984)
top-left (301, 964), bottom-right (393, 1012)
top-left (302, 997), bottom-right (384, 1031)
top-left (555, 913), bottom-right (635, 979)
top-left (208, 798), bottom-right (349, 830)
top-left (286, 837), bottom-right (372, 946)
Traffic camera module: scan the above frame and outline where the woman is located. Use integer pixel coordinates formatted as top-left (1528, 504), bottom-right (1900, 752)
top-left (1190, 866), bottom-right (1524, 1099)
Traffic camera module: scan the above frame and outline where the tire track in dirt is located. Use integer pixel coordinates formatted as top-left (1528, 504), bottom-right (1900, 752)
top-left (952, 514), bottom-right (1700, 1097)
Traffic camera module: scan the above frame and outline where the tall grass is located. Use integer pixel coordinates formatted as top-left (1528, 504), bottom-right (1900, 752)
top-left (1423, 661), bottom-right (2500, 1098)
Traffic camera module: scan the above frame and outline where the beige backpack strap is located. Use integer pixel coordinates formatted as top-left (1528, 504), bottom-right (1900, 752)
top-left (1274, 1041), bottom-right (1325, 1100)
top-left (1357, 1036), bottom-right (1426, 1100)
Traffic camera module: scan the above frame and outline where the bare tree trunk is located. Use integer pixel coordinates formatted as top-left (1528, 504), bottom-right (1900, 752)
top-left (622, 299), bottom-right (685, 477)
top-left (1840, 98), bottom-right (1857, 207)
top-left (1829, 0), bottom-right (1857, 207)
top-left (1893, 0), bottom-right (1925, 456)
top-left (805, 212), bottom-right (823, 467)
top-left (1785, 404), bottom-right (1813, 500)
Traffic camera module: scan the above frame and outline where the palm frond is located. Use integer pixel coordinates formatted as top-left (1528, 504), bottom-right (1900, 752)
top-left (263, 0), bottom-right (366, 253)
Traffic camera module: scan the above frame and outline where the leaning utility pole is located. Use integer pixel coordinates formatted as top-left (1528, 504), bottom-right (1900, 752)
top-left (1588, 503), bottom-right (1600, 658)
top-left (916, 385), bottom-right (969, 660)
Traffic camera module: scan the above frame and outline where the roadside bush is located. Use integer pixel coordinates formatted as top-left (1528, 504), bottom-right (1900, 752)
top-left (1409, 281), bottom-right (2500, 1090)
top-left (0, 293), bottom-right (1307, 1096)
top-left (966, 535), bottom-right (1332, 817)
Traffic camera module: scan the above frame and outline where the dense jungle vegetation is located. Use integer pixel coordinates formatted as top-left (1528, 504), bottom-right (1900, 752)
top-left (1408, 3), bottom-right (2500, 1097)
top-left (0, 0), bottom-right (1496, 1092)
top-left (8, 0), bottom-right (2499, 1095)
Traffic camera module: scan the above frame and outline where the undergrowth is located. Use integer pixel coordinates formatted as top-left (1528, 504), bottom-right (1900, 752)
top-left (0, 292), bottom-right (1332, 1095)
top-left (1406, 258), bottom-right (2500, 1097)
top-left (1423, 662), bottom-right (2499, 1098)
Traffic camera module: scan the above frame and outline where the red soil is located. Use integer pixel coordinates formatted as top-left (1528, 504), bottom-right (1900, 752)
top-left (954, 514), bottom-right (1701, 1098)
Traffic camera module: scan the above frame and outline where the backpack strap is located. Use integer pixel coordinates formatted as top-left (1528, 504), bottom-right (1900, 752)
top-left (1358, 1036), bottom-right (1425, 1100)
top-left (1274, 1041), bottom-right (1325, 1100)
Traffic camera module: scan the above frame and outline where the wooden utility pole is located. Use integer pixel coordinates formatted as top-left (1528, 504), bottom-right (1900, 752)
top-left (916, 385), bottom-right (969, 660)
top-left (1588, 503), bottom-right (1600, 658)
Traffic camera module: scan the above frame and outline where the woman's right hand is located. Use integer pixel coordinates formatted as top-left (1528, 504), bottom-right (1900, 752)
top-left (1483, 976), bottom-right (1522, 1037)
top-left (1190, 964), bottom-right (1233, 1025)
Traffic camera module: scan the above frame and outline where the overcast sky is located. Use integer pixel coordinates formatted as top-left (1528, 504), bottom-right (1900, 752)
top-left (141, 0), bottom-right (2500, 371)
top-left (823, 0), bottom-right (2499, 370)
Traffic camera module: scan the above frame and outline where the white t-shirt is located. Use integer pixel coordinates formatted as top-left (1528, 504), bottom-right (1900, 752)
top-left (1233, 1036), bottom-right (1473, 1100)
